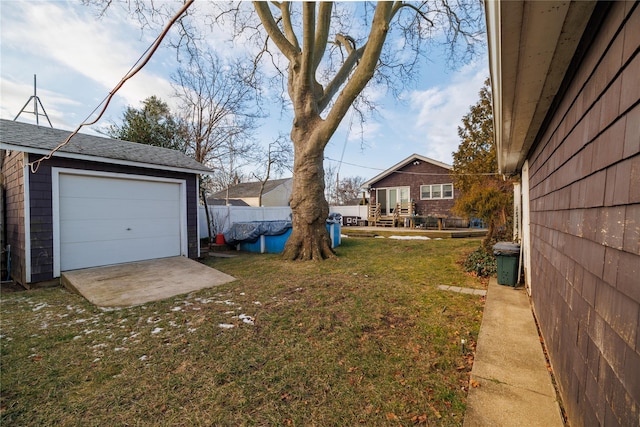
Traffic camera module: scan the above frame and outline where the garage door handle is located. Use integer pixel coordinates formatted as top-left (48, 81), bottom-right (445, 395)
top-left (126, 228), bottom-right (132, 231)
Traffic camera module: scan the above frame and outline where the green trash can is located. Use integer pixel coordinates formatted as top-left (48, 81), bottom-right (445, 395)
top-left (493, 242), bottom-right (521, 286)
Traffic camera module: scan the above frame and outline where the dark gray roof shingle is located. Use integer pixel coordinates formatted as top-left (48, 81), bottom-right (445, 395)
top-left (0, 119), bottom-right (212, 174)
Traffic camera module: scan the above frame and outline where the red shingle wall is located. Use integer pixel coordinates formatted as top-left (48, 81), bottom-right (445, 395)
top-left (527, 3), bottom-right (639, 425)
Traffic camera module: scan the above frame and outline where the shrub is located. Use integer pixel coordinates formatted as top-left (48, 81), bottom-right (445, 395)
top-left (463, 246), bottom-right (496, 277)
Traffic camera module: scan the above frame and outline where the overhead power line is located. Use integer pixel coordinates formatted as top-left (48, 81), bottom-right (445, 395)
top-left (28, 0), bottom-right (194, 173)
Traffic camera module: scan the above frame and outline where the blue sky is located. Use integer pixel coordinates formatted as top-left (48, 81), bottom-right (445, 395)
top-left (0, 1), bottom-right (489, 180)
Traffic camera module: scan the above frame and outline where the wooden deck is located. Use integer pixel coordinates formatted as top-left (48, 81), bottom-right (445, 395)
top-left (340, 226), bottom-right (487, 239)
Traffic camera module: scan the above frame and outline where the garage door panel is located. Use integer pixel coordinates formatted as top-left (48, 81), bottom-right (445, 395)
top-left (60, 217), bottom-right (180, 244)
top-left (58, 173), bottom-right (183, 271)
top-left (61, 236), bottom-right (180, 271)
top-left (60, 197), bottom-right (179, 221)
top-left (61, 175), bottom-right (179, 201)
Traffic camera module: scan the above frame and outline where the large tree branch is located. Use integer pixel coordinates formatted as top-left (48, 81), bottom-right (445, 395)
top-left (253, 1), bottom-right (298, 60)
top-left (317, 43), bottom-right (365, 113)
top-left (278, 1), bottom-right (300, 50)
top-left (312, 2), bottom-right (333, 72)
top-left (320, 2), bottom-right (394, 144)
top-left (299, 1), bottom-right (316, 93)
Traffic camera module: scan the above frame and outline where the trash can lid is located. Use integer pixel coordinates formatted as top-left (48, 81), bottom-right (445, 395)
top-left (493, 242), bottom-right (521, 255)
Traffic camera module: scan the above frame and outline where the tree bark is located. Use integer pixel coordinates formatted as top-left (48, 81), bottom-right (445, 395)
top-left (282, 121), bottom-right (335, 260)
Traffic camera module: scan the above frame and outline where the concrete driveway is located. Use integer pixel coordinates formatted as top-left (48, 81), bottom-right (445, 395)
top-left (61, 256), bottom-right (235, 307)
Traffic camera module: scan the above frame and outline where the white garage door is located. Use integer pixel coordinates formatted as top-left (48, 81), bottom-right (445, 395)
top-left (58, 173), bottom-right (183, 271)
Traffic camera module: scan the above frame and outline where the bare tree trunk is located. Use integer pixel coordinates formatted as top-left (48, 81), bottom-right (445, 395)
top-left (282, 126), bottom-right (334, 260)
top-left (201, 186), bottom-right (213, 244)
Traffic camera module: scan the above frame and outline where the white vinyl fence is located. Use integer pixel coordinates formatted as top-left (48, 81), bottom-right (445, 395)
top-left (199, 205), bottom-right (368, 239)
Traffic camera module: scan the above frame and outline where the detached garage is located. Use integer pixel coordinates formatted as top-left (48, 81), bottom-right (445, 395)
top-left (1, 119), bottom-right (212, 287)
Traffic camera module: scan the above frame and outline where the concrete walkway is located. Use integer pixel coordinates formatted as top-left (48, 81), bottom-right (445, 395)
top-left (61, 256), bottom-right (235, 308)
top-left (464, 278), bottom-right (564, 426)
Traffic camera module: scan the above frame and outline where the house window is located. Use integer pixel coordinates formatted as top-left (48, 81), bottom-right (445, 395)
top-left (420, 184), bottom-right (454, 200)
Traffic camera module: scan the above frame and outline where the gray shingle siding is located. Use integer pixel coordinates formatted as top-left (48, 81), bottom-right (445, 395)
top-left (527, 3), bottom-right (640, 425)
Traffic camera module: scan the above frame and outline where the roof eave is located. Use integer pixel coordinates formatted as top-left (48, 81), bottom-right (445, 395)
top-left (3, 143), bottom-right (213, 175)
top-left (362, 153), bottom-right (451, 188)
top-left (485, 0), bottom-right (597, 175)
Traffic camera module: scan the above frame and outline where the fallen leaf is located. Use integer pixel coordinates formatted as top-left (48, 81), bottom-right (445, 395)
top-left (470, 379), bottom-right (481, 388)
top-left (428, 403), bottom-right (442, 419)
top-left (386, 412), bottom-right (399, 421)
top-left (411, 413), bottom-right (428, 424)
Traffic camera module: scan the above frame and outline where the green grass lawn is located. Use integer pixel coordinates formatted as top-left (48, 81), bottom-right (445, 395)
top-left (1, 237), bottom-right (486, 426)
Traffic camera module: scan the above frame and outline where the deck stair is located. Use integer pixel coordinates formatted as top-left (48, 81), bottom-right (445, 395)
top-left (377, 217), bottom-right (395, 227)
top-left (368, 203), bottom-right (381, 226)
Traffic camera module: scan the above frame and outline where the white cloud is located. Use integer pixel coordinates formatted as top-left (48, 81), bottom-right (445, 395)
top-left (405, 57), bottom-right (488, 163)
top-left (1, 0), bottom-right (176, 124)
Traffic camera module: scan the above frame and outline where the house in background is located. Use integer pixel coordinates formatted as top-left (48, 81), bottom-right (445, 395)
top-left (486, 1), bottom-right (638, 425)
top-left (208, 177), bottom-right (292, 207)
top-left (362, 154), bottom-right (462, 227)
top-left (0, 119), bottom-right (211, 288)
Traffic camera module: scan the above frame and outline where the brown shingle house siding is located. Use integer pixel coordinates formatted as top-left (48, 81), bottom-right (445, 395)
top-left (3, 150), bottom-right (26, 284)
top-left (369, 160), bottom-right (458, 217)
top-left (527, 3), bottom-right (639, 426)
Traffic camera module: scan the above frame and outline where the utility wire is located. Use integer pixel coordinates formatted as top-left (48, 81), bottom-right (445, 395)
top-left (324, 156), bottom-right (501, 176)
top-left (28, 0), bottom-right (195, 173)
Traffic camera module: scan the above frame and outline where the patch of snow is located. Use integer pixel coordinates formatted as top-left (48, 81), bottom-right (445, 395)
top-left (240, 292), bottom-right (246, 296)
top-left (215, 300), bottom-right (236, 306)
top-left (73, 336), bottom-right (82, 340)
top-left (169, 321), bottom-right (178, 327)
top-left (388, 235), bottom-right (430, 240)
top-left (218, 323), bottom-right (235, 329)
top-left (187, 328), bottom-right (197, 333)
top-left (32, 303), bottom-right (48, 311)
top-left (92, 343), bottom-right (107, 349)
top-left (114, 347), bottom-right (126, 352)
top-left (374, 235), bottom-right (386, 239)
top-left (239, 314), bottom-right (255, 325)
top-left (340, 234), bottom-right (349, 238)
top-left (98, 306), bottom-right (122, 312)
top-left (253, 301), bottom-right (262, 305)
top-left (139, 355), bottom-right (148, 361)
top-left (93, 358), bottom-right (101, 363)
top-left (151, 327), bottom-right (163, 335)
top-left (171, 306), bottom-right (182, 312)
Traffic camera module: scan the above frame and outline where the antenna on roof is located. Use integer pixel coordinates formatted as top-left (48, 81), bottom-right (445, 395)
top-left (14, 74), bottom-right (53, 127)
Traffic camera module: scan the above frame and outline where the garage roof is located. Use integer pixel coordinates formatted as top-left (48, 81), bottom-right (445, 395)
top-left (0, 119), bottom-right (213, 175)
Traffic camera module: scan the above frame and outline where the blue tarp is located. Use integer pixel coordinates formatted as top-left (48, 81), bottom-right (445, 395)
top-left (224, 220), bottom-right (292, 245)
